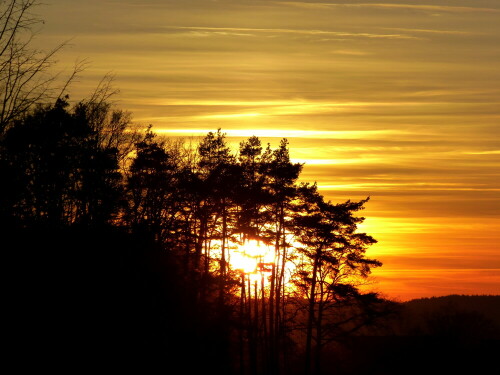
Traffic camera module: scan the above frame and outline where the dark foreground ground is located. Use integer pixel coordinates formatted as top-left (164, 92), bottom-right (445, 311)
top-left (4, 227), bottom-right (499, 374)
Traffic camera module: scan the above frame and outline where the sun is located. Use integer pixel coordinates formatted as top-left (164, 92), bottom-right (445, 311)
top-left (228, 238), bottom-right (298, 290)
top-left (230, 239), bottom-right (273, 275)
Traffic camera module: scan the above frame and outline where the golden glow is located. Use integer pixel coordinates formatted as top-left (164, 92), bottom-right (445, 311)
top-left (292, 158), bottom-right (382, 165)
top-left (201, 113), bottom-right (262, 119)
top-left (228, 239), bottom-right (298, 289)
top-left (37, 0), bottom-right (500, 300)
top-left (281, 2), bottom-right (500, 13)
top-left (168, 25), bottom-right (422, 40)
top-left (154, 128), bottom-right (409, 140)
top-left (230, 240), bottom-right (273, 275)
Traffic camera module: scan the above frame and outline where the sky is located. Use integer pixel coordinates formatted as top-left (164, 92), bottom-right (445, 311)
top-left (34, 0), bottom-right (500, 301)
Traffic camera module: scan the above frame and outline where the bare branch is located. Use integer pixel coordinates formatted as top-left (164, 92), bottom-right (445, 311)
top-left (0, 0), bottom-right (68, 133)
top-left (56, 58), bottom-right (89, 101)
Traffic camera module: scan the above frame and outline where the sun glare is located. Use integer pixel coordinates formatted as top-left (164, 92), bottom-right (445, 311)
top-left (228, 238), bottom-right (298, 290)
top-left (230, 240), bottom-right (274, 275)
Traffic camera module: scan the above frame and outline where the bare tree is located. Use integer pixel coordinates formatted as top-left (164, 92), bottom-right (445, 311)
top-left (74, 74), bottom-right (141, 170)
top-left (0, 0), bottom-right (68, 132)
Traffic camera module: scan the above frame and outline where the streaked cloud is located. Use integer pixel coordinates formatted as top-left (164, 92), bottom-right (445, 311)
top-left (165, 26), bottom-right (422, 40)
top-left (154, 128), bottom-right (410, 139)
top-left (381, 27), bottom-right (480, 35)
top-left (278, 2), bottom-right (500, 13)
top-left (369, 269), bottom-right (500, 301)
top-left (330, 49), bottom-right (372, 56)
top-left (317, 182), bottom-right (500, 192)
top-left (464, 150), bottom-right (500, 155)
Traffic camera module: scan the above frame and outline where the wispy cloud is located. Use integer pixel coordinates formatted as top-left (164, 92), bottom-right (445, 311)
top-left (464, 150), bottom-right (500, 155)
top-left (331, 49), bottom-right (372, 56)
top-left (370, 268), bottom-right (500, 300)
top-left (165, 26), bottom-right (421, 40)
top-left (362, 217), bottom-right (500, 235)
top-left (139, 99), bottom-right (494, 122)
top-left (381, 27), bottom-right (479, 35)
top-left (153, 128), bottom-right (410, 139)
top-left (292, 158), bottom-right (383, 165)
top-left (278, 2), bottom-right (500, 13)
top-left (148, 99), bottom-right (449, 111)
top-left (317, 182), bottom-right (500, 192)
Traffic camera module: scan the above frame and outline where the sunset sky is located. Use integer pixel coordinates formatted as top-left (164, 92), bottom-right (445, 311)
top-left (35, 0), bottom-right (500, 301)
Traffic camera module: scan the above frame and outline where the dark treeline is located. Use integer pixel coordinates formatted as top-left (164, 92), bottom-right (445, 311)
top-left (338, 295), bottom-right (500, 375)
top-left (1, 91), bottom-right (392, 374)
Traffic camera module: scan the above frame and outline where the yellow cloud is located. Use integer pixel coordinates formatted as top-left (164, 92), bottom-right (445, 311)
top-left (278, 2), bottom-right (500, 13)
top-left (153, 128), bottom-right (411, 139)
top-left (166, 26), bottom-right (421, 40)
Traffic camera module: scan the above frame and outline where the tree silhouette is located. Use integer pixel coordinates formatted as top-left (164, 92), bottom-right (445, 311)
top-left (292, 183), bottom-right (381, 375)
top-left (236, 135), bottom-right (269, 240)
top-left (126, 126), bottom-right (182, 242)
top-left (196, 129), bottom-right (240, 304)
top-left (0, 96), bottom-right (121, 227)
top-left (263, 138), bottom-right (303, 374)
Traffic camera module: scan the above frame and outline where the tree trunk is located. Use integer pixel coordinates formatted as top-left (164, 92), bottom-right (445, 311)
top-left (314, 283), bottom-right (325, 375)
top-left (305, 247), bottom-right (321, 375)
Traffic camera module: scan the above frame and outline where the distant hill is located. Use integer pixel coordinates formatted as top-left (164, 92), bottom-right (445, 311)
top-left (333, 295), bottom-right (500, 375)
top-left (401, 294), bottom-right (500, 339)
top-left (406, 294), bottom-right (500, 312)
